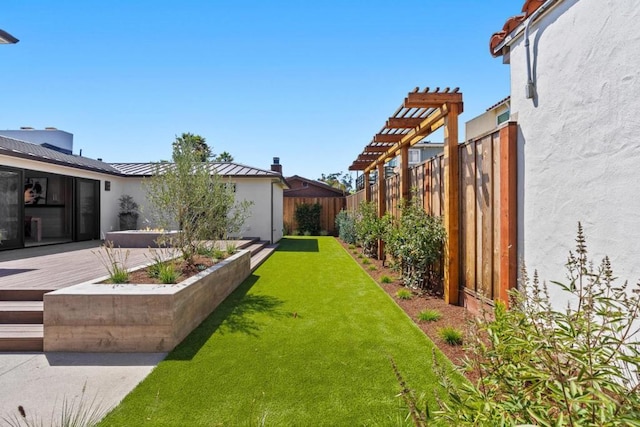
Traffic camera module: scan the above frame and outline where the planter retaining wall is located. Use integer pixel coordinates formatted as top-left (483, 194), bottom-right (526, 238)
top-left (43, 250), bottom-right (251, 352)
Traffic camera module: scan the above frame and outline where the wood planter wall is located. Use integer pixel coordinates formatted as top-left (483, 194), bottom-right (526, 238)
top-left (43, 250), bottom-right (251, 352)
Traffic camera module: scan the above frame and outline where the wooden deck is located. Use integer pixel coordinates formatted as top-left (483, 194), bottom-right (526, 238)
top-left (0, 239), bottom-right (255, 291)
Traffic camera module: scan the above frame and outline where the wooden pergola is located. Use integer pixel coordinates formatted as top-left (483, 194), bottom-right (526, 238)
top-left (348, 87), bottom-right (463, 305)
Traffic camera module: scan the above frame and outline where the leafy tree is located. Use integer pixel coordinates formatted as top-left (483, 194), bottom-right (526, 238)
top-left (215, 151), bottom-right (234, 162)
top-left (172, 132), bottom-right (211, 162)
top-left (145, 133), bottom-right (252, 265)
top-left (318, 172), bottom-right (352, 193)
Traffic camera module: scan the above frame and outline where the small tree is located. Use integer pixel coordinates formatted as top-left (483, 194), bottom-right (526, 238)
top-left (384, 196), bottom-right (445, 290)
top-left (145, 134), bottom-right (252, 265)
top-left (354, 201), bottom-right (387, 259)
top-left (294, 203), bottom-right (321, 235)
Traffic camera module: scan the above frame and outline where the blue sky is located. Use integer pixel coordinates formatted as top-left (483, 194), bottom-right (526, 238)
top-left (2, 1), bottom-right (517, 180)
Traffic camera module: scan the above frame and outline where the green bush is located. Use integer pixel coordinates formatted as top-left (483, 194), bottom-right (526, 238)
top-left (354, 201), bottom-right (388, 259)
top-left (294, 203), bottom-right (322, 235)
top-left (428, 224), bottom-right (640, 426)
top-left (384, 196), bottom-right (445, 291)
top-left (335, 210), bottom-right (357, 244)
top-left (380, 275), bottom-right (393, 284)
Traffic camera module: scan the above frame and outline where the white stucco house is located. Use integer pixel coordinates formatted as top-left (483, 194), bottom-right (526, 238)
top-left (490, 0), bottom-right (640, 305)
top-left (0, 131), bottom-right (288, 251)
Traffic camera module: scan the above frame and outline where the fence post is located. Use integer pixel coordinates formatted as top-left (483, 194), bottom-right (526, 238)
top-left (443, 103), bottom-right (461, 305)
top-left (364, 172), bottom-right (371, 202)
top-left (499, 121), bottom-right (518, 306)
top-left (400, 145), bottom-right (411, 202)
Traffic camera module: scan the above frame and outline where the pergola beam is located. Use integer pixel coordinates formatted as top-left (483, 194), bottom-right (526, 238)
top-left (374, 133), bottom-right (405, 143)
top-left (386, 117), bottom-right (426, 128)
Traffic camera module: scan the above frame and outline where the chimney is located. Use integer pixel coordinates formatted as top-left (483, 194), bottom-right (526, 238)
top-left (270, 157), bottom-right (282, 174)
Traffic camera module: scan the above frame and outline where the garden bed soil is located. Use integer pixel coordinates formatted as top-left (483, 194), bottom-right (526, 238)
top-left (125, 254), bottom-right (218, 284)
top-left (337, 238), bottom-right (477, 382)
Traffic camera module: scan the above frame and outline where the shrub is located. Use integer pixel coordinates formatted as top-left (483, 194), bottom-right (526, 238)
top-left (294, 203), bottom-right (322, 235)
top-left (380, 275), bottom-right (393, 284)
top-left (417, 309), bottom-right (442, 322)
top-left (384, 195), bottom-right (445, 291)
top-left (368, 265), bottom-right (377, 271)
top-left (429, 224), bottom-right (640, 426)
top-left (396, 289), bottom-right (413, 300)
top-left (354, 201), bottom-right (388, 259)
top-left (225, 242), bottom-right (237, 255)
top-left (361, 258), bottom-right (371, 265)
top-left (335, 210), bottom-right (357, 244)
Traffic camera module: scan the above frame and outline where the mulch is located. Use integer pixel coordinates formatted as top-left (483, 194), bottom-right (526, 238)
top-left (336, 238), bottom-right (477, 382)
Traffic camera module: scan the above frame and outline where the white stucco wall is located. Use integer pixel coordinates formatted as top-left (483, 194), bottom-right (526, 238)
top-left (125, 176), bottom-right (285, 243)
top-left (508, 0), bottom-right (640, 305)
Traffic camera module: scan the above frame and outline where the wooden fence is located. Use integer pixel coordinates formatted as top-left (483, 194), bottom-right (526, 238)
top-left (346, 123), bottom-right (517, 305)
top-left (283, 197), bottom-right (346, 235)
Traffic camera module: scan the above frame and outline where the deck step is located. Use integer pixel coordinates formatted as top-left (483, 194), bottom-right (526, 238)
top-left (0, 301), bottom-right (44, 324)
top-left (0, 289), bottom-right (54, 301)
top-left (236, 238), bottom-right (259, 251)
top-left (245, 240), bottom-right (270, 257)
top-left (0, 324), bottom-right (43, 352)
top-left (250, 244), bottom-right (278, 272)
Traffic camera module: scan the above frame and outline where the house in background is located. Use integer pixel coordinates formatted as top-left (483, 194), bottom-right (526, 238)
top-left (490, 0), bottom-right (640, 305)
top-left (465, 96), bottom-right (510, 141)
top-left (0, 131), bottom-right (288, 250)
top-left (270, 158), bottom-right (346, 235)
top-left (284, 175), bottom-right (346, 198)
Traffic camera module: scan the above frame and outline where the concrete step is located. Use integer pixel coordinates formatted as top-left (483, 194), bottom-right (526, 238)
top-left (0, 301), bottom-right (44, 324)
top-left (0, 324), bottom-right (43, 352)
top-left (0, 289), bottom-right (54, 301)
top-left (250, 244), bottom-right (278, 272)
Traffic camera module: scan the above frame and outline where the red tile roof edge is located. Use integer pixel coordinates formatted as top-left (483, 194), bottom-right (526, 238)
top-left (490, 0), bottom-right (547, 57)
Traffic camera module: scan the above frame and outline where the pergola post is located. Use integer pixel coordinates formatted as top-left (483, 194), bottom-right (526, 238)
top-left (443, 102), bottom-right (460, 305)
top-left (400, 145), bottom-right (411, 203)
top-left (377, 162), bottom-right (386, 260)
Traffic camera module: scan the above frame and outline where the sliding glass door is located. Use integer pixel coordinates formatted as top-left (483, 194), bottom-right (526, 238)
top-left (0, 167), bottom-right (24, 249)
top-left (75, 178), bottom-right (100, 241)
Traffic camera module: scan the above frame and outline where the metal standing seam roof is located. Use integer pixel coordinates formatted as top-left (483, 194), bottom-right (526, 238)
top-left (0, 135), bottom-right (122, 175)
top-left (0, 136), bottom-right (288, 186)
top-left (110, 162), bottom-right (284, 178)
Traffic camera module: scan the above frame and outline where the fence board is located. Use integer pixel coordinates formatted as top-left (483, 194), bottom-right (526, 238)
top-left (283, 197), bottom-right (345, 235)
top-left (461, 142), bottom-right (476, 293)
top-left (344, 126), bottom-right (515, 306)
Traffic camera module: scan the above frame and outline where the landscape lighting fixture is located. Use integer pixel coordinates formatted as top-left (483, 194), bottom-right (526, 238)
top-left (0, 29), bottom-right (19, 44)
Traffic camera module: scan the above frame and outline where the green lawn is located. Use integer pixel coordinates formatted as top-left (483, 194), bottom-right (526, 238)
top-left (99, 237), bottom-right (464, 426)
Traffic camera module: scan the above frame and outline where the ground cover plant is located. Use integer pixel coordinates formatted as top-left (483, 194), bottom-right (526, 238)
top-left (99, 237), bottom-right (464, 426)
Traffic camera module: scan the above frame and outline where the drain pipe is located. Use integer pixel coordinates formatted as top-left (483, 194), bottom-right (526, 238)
top-left (524, 0), bottom-right (560, 99)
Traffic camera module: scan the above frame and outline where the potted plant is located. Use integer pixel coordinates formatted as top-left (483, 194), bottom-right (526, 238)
top-left (118, 195), bottom-right (139, 230)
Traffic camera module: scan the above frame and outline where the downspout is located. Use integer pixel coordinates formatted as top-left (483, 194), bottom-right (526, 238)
top-left (524, 0), bottom-right (560, 99)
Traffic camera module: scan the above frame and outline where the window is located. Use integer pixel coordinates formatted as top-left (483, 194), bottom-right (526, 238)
top-left (496, 107), bottom-right (510, 126)
top-left (409, 149), bottom-right (421, 164)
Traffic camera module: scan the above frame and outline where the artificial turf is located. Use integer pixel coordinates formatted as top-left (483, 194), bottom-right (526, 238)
top-left (99, 237), bottom-right (464, 426)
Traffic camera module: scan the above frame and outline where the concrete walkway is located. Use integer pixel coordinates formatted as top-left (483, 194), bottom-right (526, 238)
top-left (0, 351), bottom-right (166, 423)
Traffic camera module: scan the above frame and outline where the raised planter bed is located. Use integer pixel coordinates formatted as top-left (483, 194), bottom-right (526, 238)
top-left (104, 230), bottom-right (181, 248)
top-left (43, 250), bottom-right (251, 352)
